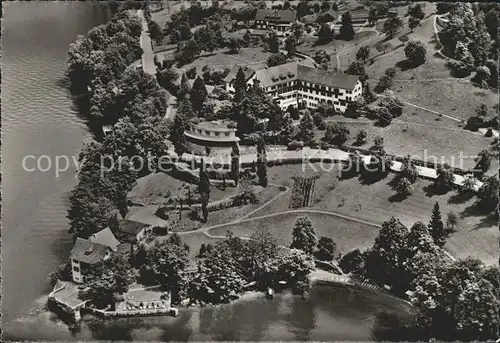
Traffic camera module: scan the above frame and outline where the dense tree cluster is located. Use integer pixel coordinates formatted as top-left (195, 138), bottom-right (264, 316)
top-left (336, 209), bottom-right (500, 342)
top-left (441, 3), bottom-right (497, 79)
top-left (67, 12), bottom-right (142, 95)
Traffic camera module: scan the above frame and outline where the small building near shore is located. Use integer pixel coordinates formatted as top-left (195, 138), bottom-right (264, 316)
top-left (70, 228), bottom-right (129, 284)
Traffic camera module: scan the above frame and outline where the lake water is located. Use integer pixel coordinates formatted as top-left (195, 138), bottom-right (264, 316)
top-left (2, 2), bottom-right (410, 341)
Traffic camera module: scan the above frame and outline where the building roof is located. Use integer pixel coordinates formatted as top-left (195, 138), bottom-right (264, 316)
top-left (255, 9), bottom-right (297, 23)
top-left (70, 238), bottom-right (110, 265)
top-left (120, 219), bottom-right (150, 236)
top-left (297, 63), bottom-right (359, 90)
top-left (224, 65), bottom-right (256, 83)
top-left (192, 120), bottom-right (237, 132)
top-left (254, 61), bottom-right (359, 90)
top-left (89, 227), bottom-right (120, 252)
top-left (316, 10), bottom-right (337, 22)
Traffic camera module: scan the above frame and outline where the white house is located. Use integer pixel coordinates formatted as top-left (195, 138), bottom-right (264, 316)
top-left (225, 61), bottom-right (362, 113)
top-left (70, 228), bottom-right (129, 284)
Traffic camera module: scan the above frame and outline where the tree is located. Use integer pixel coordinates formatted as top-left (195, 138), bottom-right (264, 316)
top-left (227, 37), bottom-right (240, 54)
top-left (398, 155), bottom-right (418, 184)
top-left (266, 31), bottom-right (280, 53)
top-left (428, 202), bottom-right (452, 247)
top-left (246, 227), bottom-right (277, 282)
top-left (321, 1), bottom-right (331, 12)
top-left (363, 82), bottom-right (376, 103)
top-left (148, 19), bottom-right (164, 44)
top-left (198, 162), bottom-right (211, 222)
top-left (170, 112), bottom-right (187, 156)
top-left (375, 41), bottom-right (393, 54)
top-left (317, 23), bottom-right (334, 44)
top-left (408, 16), bottom-right (420, 32)
top-left (475, 103), bottom-right (488, 118)
top-left (408, 4), bottom-right (425, 20)
top-left (474, 149), bottom-right (492, 176)
top-left (175, 39), bottom-right (200, 65)
top-left (383, 14), bottom-right (403, 39)
top-left (230, 143), bottom-right (240, 186)
top-left (477, 176), bottom-right (499, 212)
top-left (368, 7), bottom-right (378, 26)
top-left (376, 106), bottom-right (393, 126)
top-left (267, 52), bottom-right (288, 67)
top-left (297, 112), bottom-right (315, 145)
top-left (345, 61), bottom-right (368, 83)
top-left (356, 46), bottom-right (370, 62)
top-left (313, 49), bottom-right (331, 67)
top-left (365, 217), bottom-right (409, 292)
top-left (188, 240), bottom-right (245, 304)
top-left (284, 34), bottom-right (297, 54)
top-left (256, 136), bottom-right (268, 187)
top-left (375, 75), bottom-right (393, 93)
top-left (290, 216), bottom-right (318, 255)
top-left (355, 129), bottom-right (367, 145)
top-left (87, 254), bottom-right (134, 309)
top-left (434, 165), bottom-right (455, 192)
top-left (157, 67), bottom-right (179, 94)
top-left (446, 211), bottom-right (459, 232)
top-left (339, 249), bottom-right (365, 274)
top-left (394, 177), bottom-right (413, 196)
top-left (339, 12), bottom-right (355, 40)
top-left (315, 236), bottom-right (336, 261)
top-left (404, 40), bottom-right (427, 66)
top-left (460, 174), bottom-right (477, 194)
top-left (147, 239), bottom-right (190, 300)
top-left (193, 26), bottom-right (217, 54)
top-left (454, 279), bottom-right (500, 341)
top-left (324, 122), bottom-right (350, 146)
top-left (233, 67), bottom-right (247, 102)
top-left (190, 76), bottom-right (208, 114)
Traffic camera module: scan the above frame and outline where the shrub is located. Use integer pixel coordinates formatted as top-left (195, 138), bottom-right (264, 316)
top-left (485, 128), bottom-right (493, 137)
top-left (49, 263), bottom-right (72, 286)
top-left (404, 40), bottom-right (427, 66)
top-left (186, 67), bottom-right (197, 79)
top-left (319, 141), bottom-right (330, 150)
top-left (465, 116), bottom-right (484, 132)
top-left (375, 75), bottom-right (393, 93)
top-left (313, 113), bottom-right (326, 130)
top-left (385, 67), bottom-right (397, 78)
top-left (446, 60), bottom-right (472, 78)
top-left (288, 140), bottom-right (304, 150)
top-left (377, 107), bottom-right (393, 126)
top-left (472, 65), bottom-right (491, 85)
top-left (355, 129), bottom-right (368, 145)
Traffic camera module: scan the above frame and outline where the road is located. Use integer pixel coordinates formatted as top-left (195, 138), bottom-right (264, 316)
top-left (137, 9), bottom-right (157, 76)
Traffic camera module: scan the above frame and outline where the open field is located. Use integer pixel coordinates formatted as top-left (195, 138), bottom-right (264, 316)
top-left (128, 172), bottom-right (240, 205)
top-left (208, 211), bottom-right (380, 254)
top-left (315, 117), bottom-right (498, 172)
top-left (202, 184), bottom-right (286, 227)
top-left (246, 164), bottom-right (499, 265)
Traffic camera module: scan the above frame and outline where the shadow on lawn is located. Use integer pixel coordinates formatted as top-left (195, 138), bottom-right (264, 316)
top-left (447, 191), bottom-right (474, 205)
top-left (423, 183), bottom-right (452, 197)
top-left (460, 201), bottom-right (499, 230)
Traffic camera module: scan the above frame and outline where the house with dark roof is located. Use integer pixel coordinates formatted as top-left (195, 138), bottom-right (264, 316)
top-left (316, 10), bottom-right (337, 24)
top-left (254, 9), bottom-right (297, 33)
top-left (119, 219), bottom-right (151, 245)
top-left (247, 61), bottom-right (362, 112)
top-left (224, 65), bottom-right (257, 95)
top-left (70, 228), bottom-right (129, 284)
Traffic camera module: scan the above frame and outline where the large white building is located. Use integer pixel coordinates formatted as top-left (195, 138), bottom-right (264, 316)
top-left (224, 61), bottom-right (362, 113)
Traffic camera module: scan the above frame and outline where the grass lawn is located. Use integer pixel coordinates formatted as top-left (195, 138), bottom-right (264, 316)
top-left (363, 12), bottom-right (498, 125)
top-left (248, 164), bottom-right (499, 265)
top-left (127, 172), bottom-right (240, 206)
top-left (173, 48), bottom-right (272, 73)
top-left (208, 212), bottom-right (380, 254)
top-left (317, 117), bottom-right (498, 171)
top-left (202, 184), bottom-right (285, 227)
